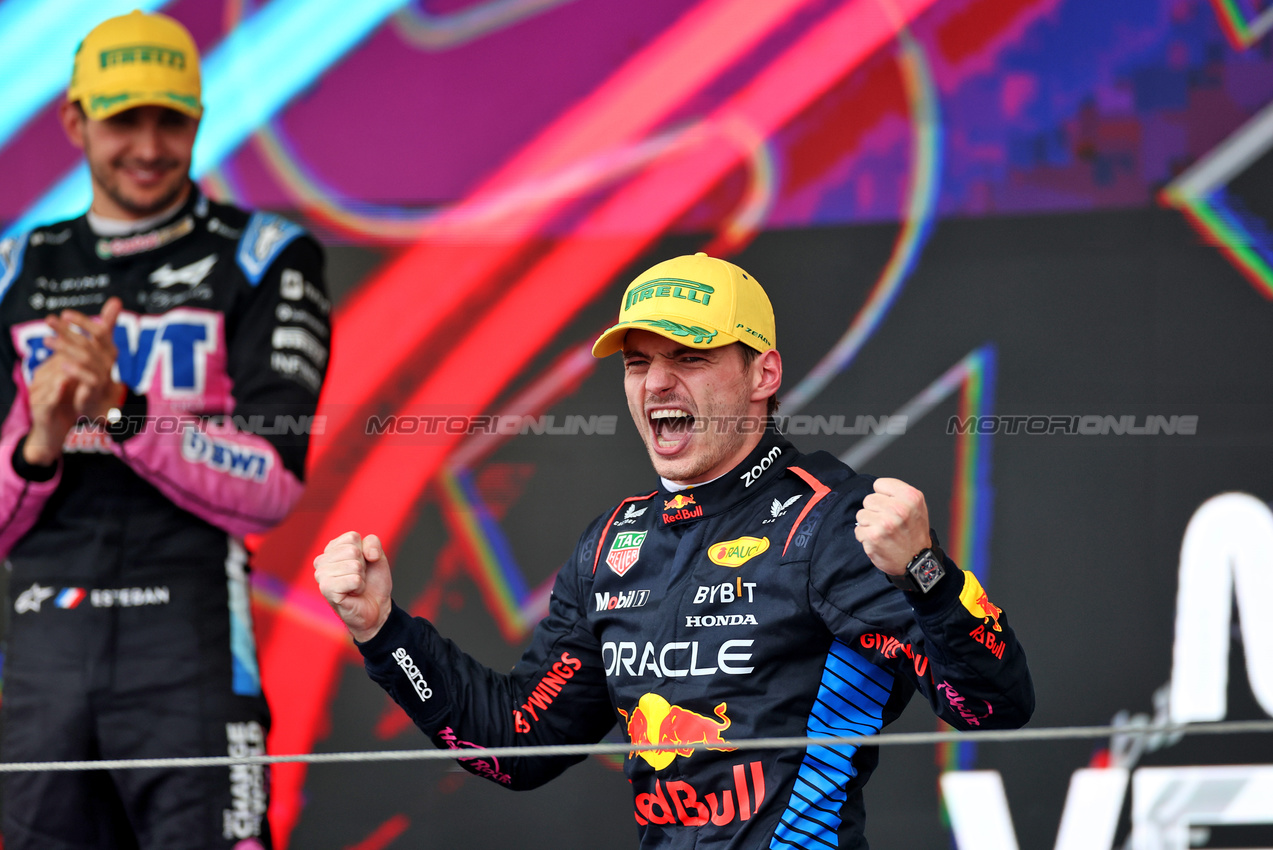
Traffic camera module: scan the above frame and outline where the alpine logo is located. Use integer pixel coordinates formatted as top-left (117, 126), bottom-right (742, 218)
top-left (595, 589), bottom-right (651, 612)
top-left (150, 254), bottom-right (217, 288)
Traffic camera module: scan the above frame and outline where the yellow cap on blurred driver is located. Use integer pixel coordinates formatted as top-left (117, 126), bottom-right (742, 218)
top-left (592, 253), bottom-right (776, 358)
top-left (68, 10), bottom-right (203, 121)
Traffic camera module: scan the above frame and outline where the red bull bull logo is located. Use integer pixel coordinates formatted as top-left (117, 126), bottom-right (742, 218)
top-left (665, 494), bottom-right (696, 511)
top-left (663, 493), bottom-right (704, 524)
top-left (617, 693), bottom-right (735, 770)
top-left (959, 572), bottom-right (1003, 632)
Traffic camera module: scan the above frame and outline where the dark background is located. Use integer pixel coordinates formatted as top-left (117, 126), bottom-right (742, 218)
top-left (291, 206), bottom-right (1273, 849)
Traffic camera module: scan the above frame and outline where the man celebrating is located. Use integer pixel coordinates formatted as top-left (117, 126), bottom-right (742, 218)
top-left (0, 11), bottom-right (330, 848)
top-left (315, 253), bottom-right (1032, 848)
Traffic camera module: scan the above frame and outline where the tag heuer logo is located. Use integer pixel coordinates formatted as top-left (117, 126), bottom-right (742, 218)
top-left (606, 531), bottom-right (647, 577)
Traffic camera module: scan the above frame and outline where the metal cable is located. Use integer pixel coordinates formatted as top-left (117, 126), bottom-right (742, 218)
top-left (0, 719), bottom-right (1270, 773)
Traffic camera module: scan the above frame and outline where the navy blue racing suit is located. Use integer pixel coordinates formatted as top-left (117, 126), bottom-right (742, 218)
top-left (357, 427), bottom-right (1034, 849)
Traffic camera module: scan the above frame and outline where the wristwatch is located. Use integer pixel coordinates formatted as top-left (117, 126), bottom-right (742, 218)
top-left (886, 528), bottom-right (946, 594)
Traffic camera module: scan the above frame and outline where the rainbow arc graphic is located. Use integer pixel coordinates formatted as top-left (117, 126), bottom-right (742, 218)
top-left (1208, 0), bottom-right (1273, 49)
top-left (1161, 97), bottom-right (1273, 300)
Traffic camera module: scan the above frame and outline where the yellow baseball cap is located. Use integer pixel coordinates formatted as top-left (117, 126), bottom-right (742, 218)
top-left (592, 253), bottom-right (776, 357)
top-left (68, 10), bottom-right (203, 121)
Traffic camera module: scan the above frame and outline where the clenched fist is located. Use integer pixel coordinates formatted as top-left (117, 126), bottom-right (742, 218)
top-left (314, 531), bottom-right (393, 642)
top-left (854, 477), bottom-right (932, 576)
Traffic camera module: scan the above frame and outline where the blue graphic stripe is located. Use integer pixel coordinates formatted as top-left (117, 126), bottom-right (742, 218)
top-left (226, 540), bottom-right (262, 697)
top-left (803, 745), bottom-right (855, 777)
top-left (0, 231), bottom-right (29, 306)
top-left (833, 640), bottom-right (893, 691)
top-left (791, 763), bottom-right (842, 799)
top-left (769, 640), bottom-right (891, 850)
top-left (785, 783), bottom-right (841, 830)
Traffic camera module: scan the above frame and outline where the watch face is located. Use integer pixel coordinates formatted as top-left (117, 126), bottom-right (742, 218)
top-left (911, 553), bottom-right (944, 592)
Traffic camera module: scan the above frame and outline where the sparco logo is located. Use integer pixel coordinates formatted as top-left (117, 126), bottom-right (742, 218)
top-left (595, 589), bottom-right (651, 611)
top-left (685, 614), bottom-right (759, 628)
top-left (393, 647), bottom-right (433, 702)
top-left (223, 722), bottom-right (266, 841)
top-left (741, 445), bottom-right (782, 487)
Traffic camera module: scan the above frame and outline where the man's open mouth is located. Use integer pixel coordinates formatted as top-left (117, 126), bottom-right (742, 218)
top-left (650, 408), bottom-right (694, 450)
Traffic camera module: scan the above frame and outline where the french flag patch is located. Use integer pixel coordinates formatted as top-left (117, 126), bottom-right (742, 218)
top-left (56, 588), bottom-right (86, 609)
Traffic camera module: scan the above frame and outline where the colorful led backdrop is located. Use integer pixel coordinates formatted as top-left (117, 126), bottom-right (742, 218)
top-left (2, 0), bottom-right (1272, 847)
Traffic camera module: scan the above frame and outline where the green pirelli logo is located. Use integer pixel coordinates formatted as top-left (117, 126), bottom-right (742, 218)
top-left (99, 44), bottom-right (187, 69)
top-left (89, 93), bottom-right (133, 112)
top-left (165, 92), bottom-right (199, 110)
top-left (635, 319), bottom-right (717, 345)
top-left (624, 277), bottom-right (713, 312)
